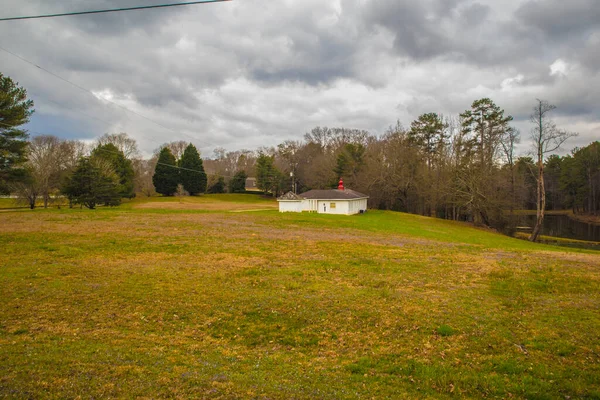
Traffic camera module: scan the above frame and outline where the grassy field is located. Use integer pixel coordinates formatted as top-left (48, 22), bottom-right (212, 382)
top-left (1, 194), bottom-right (599, 399)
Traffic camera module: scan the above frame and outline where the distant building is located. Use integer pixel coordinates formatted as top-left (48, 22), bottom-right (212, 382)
top-left (277, 179), bottom-right (368, 215)
top-left (245, 177), bottom-right (259, 191)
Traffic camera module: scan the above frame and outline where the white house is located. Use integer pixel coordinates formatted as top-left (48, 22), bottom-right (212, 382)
top-left (277, 191), bottom-right (304, 213)
top-left (277, 180), bottom-right (368, 215)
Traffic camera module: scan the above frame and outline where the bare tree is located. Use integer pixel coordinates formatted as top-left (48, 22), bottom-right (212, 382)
top-left (133, 157), bottom-right (157, 197)
top-left (60, 140), bottom-right (88, 170)
top-left (500, 127), bottom-right (520, 215)
top-left (97, 133), bottom-right (140, 160)
top-left (157, 141), bottom-right (188, 161)
top-left (11, 173), bottom-right (40, 209)
top-left (26, 135), bottom-right (63, 208)
top-left (12, 136), bottom-right (86, 208)
top-left (529, 99), bottom-right (577, 242)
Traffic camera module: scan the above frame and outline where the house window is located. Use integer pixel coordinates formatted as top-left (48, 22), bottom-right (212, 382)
top-left (330, 202), bottom-right (336, 209)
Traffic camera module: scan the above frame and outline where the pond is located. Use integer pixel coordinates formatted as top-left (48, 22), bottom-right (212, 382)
top-left (516, 214), bottom-right (600, 243)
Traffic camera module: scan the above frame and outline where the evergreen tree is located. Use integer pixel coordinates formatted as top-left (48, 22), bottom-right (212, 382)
top-left (334, 143), bottom-right (366, 187)
top-left (256, 153), bottom-right (283, 195)
top-left (152, 147), bottom-right (178, 196)
top-left (460, 98), bottom-right (513, 168)
top-left (0, 73), bottom-right (34, 193)
top-left (228, 171), bottom-right (247, 193)
top-left (91, 143), bottom-right (135, 198)
top-left (207, 175), bottom-right (226, 193)
top-left (179, 144), bottom-right (207, 195)
top-left (409, 113), bottom-right (447, 170)
top-left (62, 157), bottom-right (121, 209)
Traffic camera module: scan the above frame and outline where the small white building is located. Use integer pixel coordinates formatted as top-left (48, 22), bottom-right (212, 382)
top-left (277, 191), bottom-right (305, 213)
top-left (277, 180), bottom-right (368, 215)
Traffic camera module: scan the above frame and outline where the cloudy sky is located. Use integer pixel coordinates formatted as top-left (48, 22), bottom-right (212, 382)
top-left (1, 0), bottom-right (598, 157)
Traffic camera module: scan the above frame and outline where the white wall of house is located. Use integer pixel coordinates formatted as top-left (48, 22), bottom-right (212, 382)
top-left (301, 199), bottom-right (318, 212)
top-left (278, 201), bottom-right (303, 213)
top-left (348, 198), bottom-right (368, 214)
top-left (317, 200), bottom-right (348, 215)
top-left (281, 197), bottom-right (368, 215)
top-left (314, 199), bottom-right (367, 215)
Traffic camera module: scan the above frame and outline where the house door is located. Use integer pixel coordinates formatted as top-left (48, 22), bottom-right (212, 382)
top-left (323, 203), bottom-right (327, 213)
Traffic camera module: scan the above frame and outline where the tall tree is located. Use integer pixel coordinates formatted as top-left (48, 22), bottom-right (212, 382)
top-left (62, 157), bottom-right (121, 209)
top-left (23, 135), bottom-right (64, 208)
top-left (408, 113), bottom-right (449, 216)
top-left (277, 140), bottom-right (301, 193)
top-left (459, 98), bottom-right (513, 225)
top-left (256, 153), bottom-right (283, 196)
top-left (91, 143), bottom-right (135, 198)
top-left (577, 142), bottom-right (600, 215)
top-left (460, 98), bottom-right (513, 168)
top-left (179, 143), bottom-right (207, 195)
top-left (529, 99), bottom-right (577, 242)
top-left (564, 142), bottom-right (600, 215)
top-left (500, 127), bottom-right (520, 215)
top-left (0, 73), bottom-right (34, 193)
top-left (133, 157), bottom-right (157, 197)
top-left (334, 143), bottom-right (366, 188)
top-left (544, 155), bottom-right (564, 210)
top-left (152, 147), bottom-right (178, 196)
top-left (409, 113), bottom-right (447, 170)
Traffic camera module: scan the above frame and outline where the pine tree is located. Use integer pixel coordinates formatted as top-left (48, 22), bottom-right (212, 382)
top-left (256, 153), bottom-right (283, 195)
top-left (409, 113), bottom-right (447, 170)
top-left (62, 157), bottom-right (121, 209)
top-left (179, 144), bottom-right (207, 195)
top-left (207, 175), bottom-right (226, 193)
top-left (460, 98), bottom-right (513, 168)
top-left (334, 143), bottom-right (366, 187)
top-left (228, 171), bottom-right (247, 193)
top-left (152, 147), bottom-right (178, 196)
top-left (91, 143), bottom-right (135, 198)
top-left (0, 73), bottom-right (34, 193)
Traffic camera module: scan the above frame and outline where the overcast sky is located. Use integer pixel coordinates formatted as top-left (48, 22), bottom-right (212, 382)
top-left (1, 0), bottom-right (598, 157)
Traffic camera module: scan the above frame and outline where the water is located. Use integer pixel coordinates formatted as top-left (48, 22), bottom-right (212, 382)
top-left (516, 214), bottom-right (600, 243)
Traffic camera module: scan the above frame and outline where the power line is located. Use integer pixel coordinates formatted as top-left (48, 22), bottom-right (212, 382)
top-left (0, 44), bottom-right (215, 149)
top-left (28, 91), bottom-right (190, 152)
top-left (0, 0), bottom-right (232, 22)
top-left (0, 121), bottom-right (278, 180)
top-left (0, 120), bottom-right (209, 174)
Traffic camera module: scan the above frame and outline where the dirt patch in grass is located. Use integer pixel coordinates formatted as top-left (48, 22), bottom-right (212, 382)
top-left (534, 250), bottom-right (600, 267)
top-left (133, 200), bottom-right (277, 211)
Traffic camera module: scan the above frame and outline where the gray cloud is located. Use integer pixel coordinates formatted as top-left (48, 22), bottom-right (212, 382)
top-left (0, 0), bottom-right (598, 156)
top-left (515, 0), bottom-right (600, 39)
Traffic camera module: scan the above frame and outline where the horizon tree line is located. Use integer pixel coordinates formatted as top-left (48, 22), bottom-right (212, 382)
top-left (3, 72), bottom-right (597, 241)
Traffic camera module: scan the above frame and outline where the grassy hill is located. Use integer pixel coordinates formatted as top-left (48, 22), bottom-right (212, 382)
top-left (1, 194), bottom-right (599, 398)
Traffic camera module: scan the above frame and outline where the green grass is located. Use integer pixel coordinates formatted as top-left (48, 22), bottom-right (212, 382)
top-left (0, 198), bottom-right (16, 208)
top-left (0, 197), bottom-right (69, 210)
top-left (1, 195), bottom-right (599, 399)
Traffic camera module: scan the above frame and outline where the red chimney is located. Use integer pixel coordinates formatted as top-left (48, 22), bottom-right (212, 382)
top-left (338, 178), bottom-right (344, 190)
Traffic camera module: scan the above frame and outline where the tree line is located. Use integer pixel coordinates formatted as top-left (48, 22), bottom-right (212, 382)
top-left (2, 72), bottom-right (598, 241)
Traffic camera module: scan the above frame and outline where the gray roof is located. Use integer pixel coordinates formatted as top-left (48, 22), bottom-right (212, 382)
top-left (277, 191), bottom-right (304, 201)
top-left (299, 189), bottom-right (368, 200)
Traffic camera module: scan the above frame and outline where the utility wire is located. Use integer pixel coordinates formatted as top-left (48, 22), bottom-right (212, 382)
top-left (0, 44), bottom-right (215, 149)
top-left (28, 91), bottom-right (190, 152)
top-left (0, 120), bottom-right (209, 174)
top-left (0, 0), bottom-right (232, 22)
top-left (0, 121), bottom-right (279, 179)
